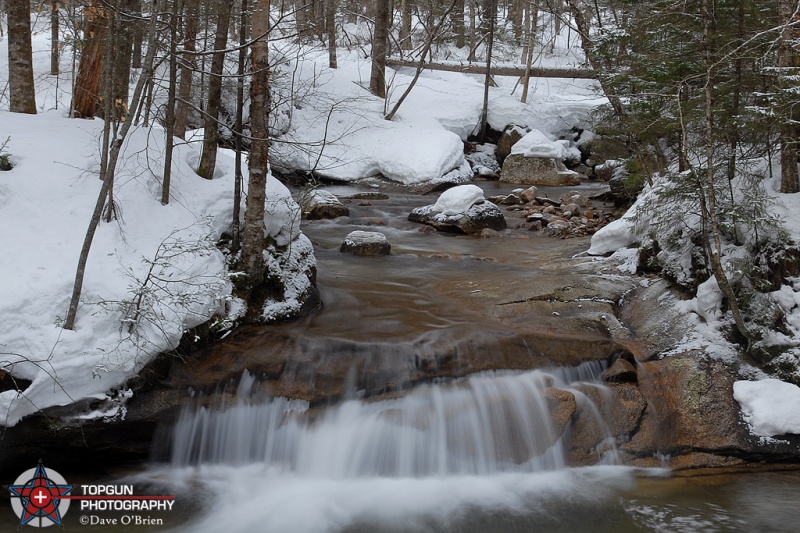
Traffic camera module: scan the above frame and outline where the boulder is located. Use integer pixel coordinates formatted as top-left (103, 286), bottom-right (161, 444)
top-left (300, 190), bottom-right (349, 220)
top-left (501, 154), bottom-right (581, 186)
top-left (495, 125), bottom-right (527, 164)
top-left (340, 231), bottom-right (391, 256)
top-left (409, 202), bottom-right (507, 234)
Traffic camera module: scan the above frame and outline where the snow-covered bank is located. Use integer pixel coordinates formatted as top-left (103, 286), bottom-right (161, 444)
top-left (0, 112), bottom-right (311, 426)
top-left (268, 46), bottom-right (602, 184)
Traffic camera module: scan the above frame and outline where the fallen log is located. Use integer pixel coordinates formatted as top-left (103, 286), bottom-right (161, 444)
top-left (386, 58), bottom-right (596, 79)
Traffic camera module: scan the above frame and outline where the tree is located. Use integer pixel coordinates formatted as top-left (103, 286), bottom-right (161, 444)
top-left (197, 0), bottom-right (233, 180)
top-left (7, 0), bottom-right (37, 114)
top-left (479, 0), bottom-right (495, 142)
top-left (369, 0), bottom-right (389, 98)
top-left (174, 0), bottom-right (200, 139)
top-left (50, 0), bottom-right (59, 76)
top-left (779, 0), bottom-right (800, 194)
top-left (72, 1), bottom-right (106, 118)
top-left (65, 2), bottom-right (161, 330)
top-left (240, 0), bottom-right (271, 289)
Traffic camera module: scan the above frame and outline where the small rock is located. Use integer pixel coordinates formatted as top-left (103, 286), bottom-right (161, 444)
top-left (528, 220), bottom-right (543, 231)
top-left (340, 231), bottom-right (391, 256)
top-left (346, 192), bottom-right (390, 200)
top-left (564, 203), bottom-right (581, 216)
top-left (480, 228), bottom-right (502, 238)
top-left (519, 186), bottom-right (539, 203)
top-left (357, 201), bottom-right (373, 206)
top-left (543, 205), bottom-right (556, 215)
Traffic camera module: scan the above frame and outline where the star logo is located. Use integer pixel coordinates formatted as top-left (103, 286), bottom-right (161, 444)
top-left (5, 460), bottom-right (73, 528)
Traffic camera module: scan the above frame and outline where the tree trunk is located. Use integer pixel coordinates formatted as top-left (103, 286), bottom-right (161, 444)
top-left (72, 1), bottom-right (106, 118)
top-left (400, 0), bottom-right (412, 50)
top-left (700, 0), bottom-right (753, 349)
top-left (241, 0), bottom-right (271, 290)
top-left (779, 0), bottom-right (799, 193)
top-left (51, 0), bottom-right (59, 75)
top-left (520, 0), bottom-right (539, 103)
top-left (162, 3), bottom-right (180, 205)
top-left (197, 0), bottom-right (232, 180)
top-left (7, 0), bottom-right (37, 114)
top-left (454, 0), bottom-right (465, 48)
top-left (479, 0), bottom-right (495, 143)
top-left (175, 0), bottom-right (200, 139)
top-left (369, 0), bottom-right (389, 98)
top-left (112, 0), bottom-right (135, 112)
top-left (327, 0), bottom-right (337, 68)
top-left (233, 0), bottom-right (249, 253)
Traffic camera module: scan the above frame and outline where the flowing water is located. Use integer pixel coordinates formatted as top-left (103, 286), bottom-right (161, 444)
top-left (5, 181), bottom-right (796, 532)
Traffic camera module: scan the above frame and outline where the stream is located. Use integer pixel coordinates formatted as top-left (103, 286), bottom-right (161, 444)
top-left (2, 180), bottom-right (799, 532)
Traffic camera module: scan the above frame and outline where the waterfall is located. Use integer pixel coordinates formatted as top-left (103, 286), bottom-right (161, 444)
top-left (166, 361), bottom-right (618, 477)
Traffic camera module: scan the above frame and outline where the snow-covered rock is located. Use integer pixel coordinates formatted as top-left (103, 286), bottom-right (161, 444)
top-left (510, 128), bottom-right (567, 159)
top-left (587, 217), bottom-right (637, 255)
top-left (734, 379), bottom-right (800, 437)
top-left (431, 184), bottom-right (485, 215)
top-left (340, 231), bottom-right (391, 256)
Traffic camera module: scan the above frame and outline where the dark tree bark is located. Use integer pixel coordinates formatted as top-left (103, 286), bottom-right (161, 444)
top-left (454, 0), bottom-right (465, 48)
top-left (779, 0), bottom-right (799, 194)
top-left (51, 0), bottom-right (59, 75)
top-left (233, 0), bottom-right (249, 252)
top-left (111, 0), bottom-right (136, 111)
top-left (174, 0), bottom-right (200, 139)
top-left (241, 0), bottom-right (271, 289)
top-left (479, 0), bottom-right (495, 143)
top-left (72, 1), bottom-right (106, 118)
top-left (369, 0), bottom-right (390, 98)
top-left (162, 2), bottom-right (180, 205)
top-left (7, 0), bottom-right (37, 114)
top-left (327, 0), bottom-right (337, 68)
top-left (198, 0), bottom-right (232, 180)
top-left (400, 0), bottom-right (412, 50)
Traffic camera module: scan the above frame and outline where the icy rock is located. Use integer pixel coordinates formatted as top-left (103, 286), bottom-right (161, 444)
top-left (431, 184), bottom-right (486, 215)
top-left (340, 231), bottom-right (391, 256)
top-left (409, 202), bottom-right (507, 234)
top-left (300, 190), bottom-right (349, 220)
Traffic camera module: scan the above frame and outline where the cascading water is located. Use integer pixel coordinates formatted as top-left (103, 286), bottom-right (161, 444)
top-left (166, 361), bottom-right (617, 476)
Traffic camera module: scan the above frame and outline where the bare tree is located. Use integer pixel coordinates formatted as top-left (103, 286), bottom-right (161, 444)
top-left (174, 0), bottom-right (200, 139)
top-left (400, 0), bottom-right (413, 50)
top-left (65, 2), bottom-right (161, 330)
top-left (479, 0), bottom-right (496, 142)
top-left (369, 0), bottom-right (389, 98)
top-left (241, 0), bottom-right (271, 289)
top-left (198, 0), bottom-right (233, 180)
top-left (779, 0), bottom-right (799, 194)
top-left (51, 0), bottom-right (59, 75)
top-left (327, 0), bottom-right (338, 68)
top-left (72, 0), bottom-right (106, 118)
top-left (7, 0), bottom-right (37, 114)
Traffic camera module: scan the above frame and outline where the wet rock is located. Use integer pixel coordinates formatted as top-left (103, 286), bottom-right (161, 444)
top-left (528, 221), bottom-right (542, 231)
top-left (500, 154), bottom-right (582, 186)
top-left (500, 193), bottom-right (523, 205)
top-left (340, 231), bottom-right (391, 256)
top-left (563, 203), bottom-right (581, 216)
top-left (300, 190), bottom-right (349, 220)
top-left (495, 125), bottom-right (527, 164)
top-left (409, 202), bottom-right (507, 234)
top-left (560, 191), bottom-right (590, 207)
top-left (346, 192), bottom-right (390, 200)
top-left (602, 358), bottom-right (637, 383)
top-left (357, 201), bottom-right (373, 206)
top-left (545, 220), bottom-right (570, 237)
top-left (519, 186), bottom-right (539, 203)
top-left (545, 388), bottom-right (578, 437)
top-left (480, 228), bottom-right (502, 238)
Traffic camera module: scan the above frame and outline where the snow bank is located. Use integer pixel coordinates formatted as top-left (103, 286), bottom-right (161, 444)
top-left (0, 112), bottom-right (305, 426)
top-left (733, 379), bottom-right (800, 437)
top-left (431, 184), bottom-right (485, 215)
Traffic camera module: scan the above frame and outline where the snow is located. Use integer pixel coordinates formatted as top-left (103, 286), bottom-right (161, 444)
top-left (510, 128), bottom-right (567, 159)
top-left (431, 184), bottom-right (486, 215)
top-left (0, 21), bottom-right (310, 426)
top-left (587, 218), bottom-right (637, 256)
top-left (733, 379), bottom-right (800, 437)
top-left (693, 276), bottom-right (723, 325)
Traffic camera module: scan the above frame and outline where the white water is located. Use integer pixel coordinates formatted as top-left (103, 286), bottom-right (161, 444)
top-left (168, 362), bottom-right (615, 476)
top-left (146, 362), bottom-right (647, 532)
